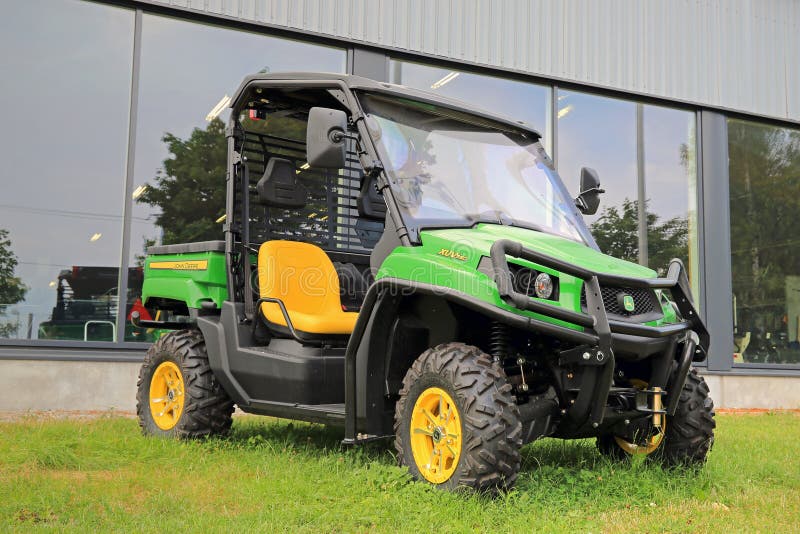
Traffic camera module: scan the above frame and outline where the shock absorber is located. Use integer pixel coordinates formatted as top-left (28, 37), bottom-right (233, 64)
top-left (489, 321), bottom-right (510, 363)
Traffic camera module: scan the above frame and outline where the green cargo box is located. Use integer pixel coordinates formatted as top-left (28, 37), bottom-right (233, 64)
top-left (142, 240), bottom-right (229, 310)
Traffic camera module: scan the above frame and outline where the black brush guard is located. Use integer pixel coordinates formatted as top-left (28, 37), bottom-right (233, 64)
top-left (489, 239), bottom-right (709, 429)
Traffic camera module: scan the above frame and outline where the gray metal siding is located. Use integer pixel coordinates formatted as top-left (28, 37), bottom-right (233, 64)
top-left (140, 0), bottom-right (799, 123)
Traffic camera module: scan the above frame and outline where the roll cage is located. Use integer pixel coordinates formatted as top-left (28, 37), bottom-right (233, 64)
top-left (224, 72), bottom-right (549, 256)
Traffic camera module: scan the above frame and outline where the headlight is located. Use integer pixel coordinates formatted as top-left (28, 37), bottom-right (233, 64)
top-left (481, 258), bottom-right (559, 300)
top-left (534, 272), bottom-right (553, 299)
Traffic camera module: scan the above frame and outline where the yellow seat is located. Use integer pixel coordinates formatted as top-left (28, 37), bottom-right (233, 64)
top-left (257, 240), bottom-right (358, 335)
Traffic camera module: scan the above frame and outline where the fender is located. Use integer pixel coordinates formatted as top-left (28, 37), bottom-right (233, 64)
top-left (342, 277), bottom-right (600, 442)
top-left (343, 276), bottom-right (703, 442)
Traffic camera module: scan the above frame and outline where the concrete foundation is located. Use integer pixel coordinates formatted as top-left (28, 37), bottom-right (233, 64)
top-left (700, 373), bottom-right (800, 410)
top-left (0, 360), bottom-right (798, 412)
top-left (0, 360), bottom-right (141, 412)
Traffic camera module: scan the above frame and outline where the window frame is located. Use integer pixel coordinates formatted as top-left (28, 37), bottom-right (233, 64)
top-left (3, 0), bottom-right (799, 377)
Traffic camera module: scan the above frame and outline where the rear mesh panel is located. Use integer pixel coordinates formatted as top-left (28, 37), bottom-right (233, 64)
top-left (239, 132), bottom-right (375, 253)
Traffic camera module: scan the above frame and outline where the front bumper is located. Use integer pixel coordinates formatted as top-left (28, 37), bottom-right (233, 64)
top-left (489, 239), bottom-right (709, 430)
top-left (489, 239), bottom-right (709, 359)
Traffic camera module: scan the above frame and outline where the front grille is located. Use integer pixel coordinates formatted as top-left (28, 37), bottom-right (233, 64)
top-left (581, 285), bottom-right (663, 322)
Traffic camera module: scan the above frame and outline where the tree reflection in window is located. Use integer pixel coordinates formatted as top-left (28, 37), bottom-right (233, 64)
top-left (729, 119), bottom-right (800, 364)
top-left (590, 199), bottom-right (688, 275)
top-left (136, 118), bottom-right (227, 248)
top-left (0, 229), bottom-right (28, 338)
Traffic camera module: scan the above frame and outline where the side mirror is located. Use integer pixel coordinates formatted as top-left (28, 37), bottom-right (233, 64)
top-left (575, 167), bottom-right (604, 215)
top-left (306, 107), bottom-right (348, 168)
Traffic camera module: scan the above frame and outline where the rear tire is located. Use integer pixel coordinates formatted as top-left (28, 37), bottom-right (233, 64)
top-left (394, 342), bottom-right (522, 492)
top-left (136, 330), bottom-right (234, 438)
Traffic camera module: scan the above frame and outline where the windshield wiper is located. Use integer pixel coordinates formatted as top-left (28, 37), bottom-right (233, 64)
top-left (471, 210), bottom-right (514, 226)
top-left (506, 219), bottom-right (547, 233)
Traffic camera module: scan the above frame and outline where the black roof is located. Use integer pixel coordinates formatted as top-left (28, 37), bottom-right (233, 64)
top-left (229, 71), bottom-right (542, 138)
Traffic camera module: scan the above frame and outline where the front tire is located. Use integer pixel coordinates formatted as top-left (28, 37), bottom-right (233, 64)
top-left (596, 369), bottom-right (715, 466)
top-left (136, 330), bottom-right (234, 438)
top-left (394, 343), bottom-right (522, 492)
top-left (657, 369), bottom-right (716, 466)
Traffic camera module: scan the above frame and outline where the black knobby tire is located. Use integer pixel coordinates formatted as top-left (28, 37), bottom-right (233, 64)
top-left (394, 342), bottom-right (522, 492)
top-left (596, 432), bottom-right (627, 460)
top-left (596, 369), bottom-right (715, 466)
top-left (136, 329), bottom-right (234, 438)
top-left (657, 369), bottom-right (716, 466)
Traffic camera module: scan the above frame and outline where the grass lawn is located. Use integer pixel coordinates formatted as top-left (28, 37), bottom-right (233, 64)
top-left (1, 412), bottom-right (798, 532)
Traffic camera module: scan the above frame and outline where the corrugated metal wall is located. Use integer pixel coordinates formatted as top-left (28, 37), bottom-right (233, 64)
top-left (143, 0), bottom-right (800, 123)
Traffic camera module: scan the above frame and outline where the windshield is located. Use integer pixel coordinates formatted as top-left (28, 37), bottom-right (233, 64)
top-left (360, 93), bottom-right (592, 244)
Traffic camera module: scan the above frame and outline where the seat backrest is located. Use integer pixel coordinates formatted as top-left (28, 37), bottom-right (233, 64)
top-left (355, 176), bottom-right (386, 249)
top-left (258, 240), bottom-right (343, 317)
top-left (256, 157), bottom-right (308, 208)
top-left (333, 261), bottom-right (371, 311)
top-left (357, 176), bottom-right (386, 220)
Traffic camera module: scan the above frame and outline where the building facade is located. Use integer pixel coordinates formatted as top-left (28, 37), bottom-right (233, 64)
top-left (1, 0), bottom-right (799, 410)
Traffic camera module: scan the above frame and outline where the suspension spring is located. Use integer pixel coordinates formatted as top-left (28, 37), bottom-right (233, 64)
top-left (489, 321), bottom-right (510, 362)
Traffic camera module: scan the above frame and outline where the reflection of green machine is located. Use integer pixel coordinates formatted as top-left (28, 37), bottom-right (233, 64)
top-left (134, 73), bottom-right (715, 492)
top-left (38, 266), bottom-right (155, 342)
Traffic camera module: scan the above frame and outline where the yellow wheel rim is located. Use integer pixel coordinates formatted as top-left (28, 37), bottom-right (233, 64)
top-left (149, 361), bottom-right (185, 431)
top-left (614, 428), bottom-right (665, 455)
top-left (614, 379), bottom-right (665, 455)
top-left (409, 387), bottom-right (462, 484)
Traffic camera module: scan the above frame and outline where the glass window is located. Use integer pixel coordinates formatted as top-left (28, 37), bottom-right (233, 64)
top-left (729, 119), bottom-right (800, 365)
top-left (643, 105), bottom-right (699, 291)
top-left (389, 60), bottom-right (551, 149)
top-left (557, 90), bottom-right (698, 290)
top-left (0, 0), bottom-right (134, 342)
top-left (360, 93), bottom-right (590, 244)
top-left (125, 14), bottom-right (346, 340)
top-left (557, 91), bottom-right (637, 230)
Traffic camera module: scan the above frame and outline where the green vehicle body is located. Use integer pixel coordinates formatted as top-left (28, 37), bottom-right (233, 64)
top-left (142, 251), bottom-right (228, 310)
top-left (135, 73), bottom-right (713, 490)
top-left (143, 226), bottom-right (678, 336)
top-left (376, 225), bottom-right (678, 332)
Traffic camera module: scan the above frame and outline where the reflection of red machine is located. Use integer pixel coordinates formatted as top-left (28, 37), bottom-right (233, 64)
top-left (127, 297), bottom-right (152, 323)
top-left (38, 266), bottom-right (151, 342)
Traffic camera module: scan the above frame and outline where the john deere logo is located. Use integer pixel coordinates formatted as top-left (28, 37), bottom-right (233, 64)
top-left (149, 260), bottom-right (208, 271)
top-left (622, 294), bottom-right (636, 312)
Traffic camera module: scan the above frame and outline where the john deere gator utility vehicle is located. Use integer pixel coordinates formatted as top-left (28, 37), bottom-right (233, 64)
top-left (134, 72), bottom-right (715, 492)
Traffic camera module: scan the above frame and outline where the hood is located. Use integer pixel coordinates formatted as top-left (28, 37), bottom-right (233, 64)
top-left (422, 223), bottom-right (658, 279)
